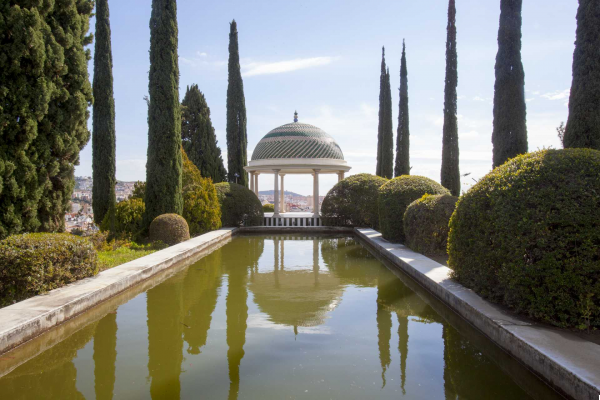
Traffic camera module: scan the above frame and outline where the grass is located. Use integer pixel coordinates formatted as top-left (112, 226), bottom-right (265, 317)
top-left (97, 246), bottom-right (157, 271)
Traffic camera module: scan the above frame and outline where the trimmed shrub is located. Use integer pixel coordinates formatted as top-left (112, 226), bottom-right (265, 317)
top-left (262, 203), bottom-right (275, 212)
top-left (378, 176), bottom-right (450, 242)
top-left (321, 173), bottom-right (388, 229)
top-left (0, 233), bottom-right (98, 306)
top-left (448, 149), bottom-right (600, 328)
top-left (100, 198), bottom-right (145, 239)
top-left (182, 148), bottom-right (222, 236)
top-left (215, 183), bottom-right (263, 227)
top-left (404, 194), bottom-right (458, 256)
top-left (149, 214), bottom-right (190, 246)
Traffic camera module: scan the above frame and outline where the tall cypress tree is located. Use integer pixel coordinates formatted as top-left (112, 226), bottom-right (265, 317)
top-left (145, 0), bottom-right (183, 225)
top-left (395, 40), bottom-right (410, 177)
top-left (441, 0), bottom-right (460, 196)
top-left (182, 85), bottom-right (227, 183)
top-left (0, 1), bottom-right (94, 237)
top-left (92, 0), bottom-right (117, 224)
top-left (377, 47), bottom-right (393, 178)
top-left (491, 0), bottom-right (527, 168)
top-left (564, 0), bottom-right (600, 150)
top-left (226, 20), bottom-right (248, 187)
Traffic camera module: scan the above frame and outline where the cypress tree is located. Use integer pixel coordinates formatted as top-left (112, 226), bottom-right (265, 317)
top-left (182, 85), bottom-right (227, 183)
top-left (441, 0), bottom-right (460, 196)
top-left (564, 0), bottom-right (600, 150)
top-left (491, 0), bottom-right (527, 168)
top-left (377, 47), bottom-right (393, 178)
top-left (395, 41), bottom-right (410, 177)
top-left (226, 20), bottom-right (248, 187)
top-left (145, 0), bottom-right (183, 225)
top-left (0, 1), bottom-right (94, 237)
top-left (92, 0), bottom-right (117, 224)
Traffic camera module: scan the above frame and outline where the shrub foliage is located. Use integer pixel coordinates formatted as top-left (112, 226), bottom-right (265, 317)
top-left (404, 194), bottom-right (458, 256)
top-left (182, 148), bottom-right (221, 236)
top-left (262, 203), bottom-right (275, 212)
top-left (378, 176), bottom-right (449, 242)
top-left (0, 233), bottom-right (98, 306)
top-left (448, 149), bottom-right (600, 328)
top-left (149, 214), bottom-right (190, 246)
top-left (215, 182), bottom-right (263, 227)
top-left (321, 174), bottom-right (388, 229)
top-left (100, 198), bottom-right (145, 239)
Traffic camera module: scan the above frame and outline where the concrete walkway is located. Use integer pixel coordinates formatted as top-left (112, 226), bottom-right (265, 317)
top-left (355, 228), bottom-right (600, 400)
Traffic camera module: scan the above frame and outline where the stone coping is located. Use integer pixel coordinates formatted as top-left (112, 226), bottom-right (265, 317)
top-left (0, 228), bottom-right (235, 356)
top-left (354, 228), bottom-right (600, 400)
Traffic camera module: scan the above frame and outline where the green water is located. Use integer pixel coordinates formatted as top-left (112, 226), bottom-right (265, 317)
top-left (0, 235), bottom-right (562, 399)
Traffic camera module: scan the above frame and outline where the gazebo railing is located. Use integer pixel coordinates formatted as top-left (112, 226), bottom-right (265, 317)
top-left (263, 215), bottom-right (322, 227)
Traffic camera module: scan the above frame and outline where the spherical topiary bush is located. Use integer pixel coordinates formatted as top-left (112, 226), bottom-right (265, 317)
top-left (149, 214), bottom-right (190, 246)
top-left (378, 176), bottom-right (450, 242)
top-left (0, 233), bottom-right (98, 306)
top-left (215, 183), bottom-right (263, 227)
top-left (404, 194), bottom-right (458, 256)
top-left (448, 149), bottom-right (600, 328)
top-left (321, 173), bottom-right (388, 229)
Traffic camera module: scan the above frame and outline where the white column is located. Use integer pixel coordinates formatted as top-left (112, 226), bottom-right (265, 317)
top-left (255, 173), bottom-right (259, 195)
top-left (338, 171), bottom-right (345, 182)
top-left (250, 171), bottom-right (255, 193)
top-left (313, 169), bottom-right (320, 217)
top-left (273, 169), bottom-right (280, 216)
top-left (280, 174), bottom-right (285, 213)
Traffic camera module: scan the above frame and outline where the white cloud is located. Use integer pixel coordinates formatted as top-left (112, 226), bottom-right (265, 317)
top-left (197, 51), bottom-right (208, 57)
top-left (242, 56), bottom-right (337, 77)
top-left (541, 89), bottom-right (570, 101)
top-left (473, 96), bottom-right (485, 102)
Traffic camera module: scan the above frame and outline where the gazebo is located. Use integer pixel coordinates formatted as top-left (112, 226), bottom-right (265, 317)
top-left (244, 112), bottom-right (351, 226)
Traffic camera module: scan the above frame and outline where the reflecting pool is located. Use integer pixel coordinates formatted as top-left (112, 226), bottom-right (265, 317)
top-left (0, 235), bottom-right (562, 399)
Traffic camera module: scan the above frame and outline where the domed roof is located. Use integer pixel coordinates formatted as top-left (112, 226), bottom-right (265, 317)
top-left (251, 121), bottom-right (344, 161)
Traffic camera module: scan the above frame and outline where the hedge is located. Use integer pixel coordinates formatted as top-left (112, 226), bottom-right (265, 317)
top-left (321, 173), bottom-right (388, 229)
top-left (149, 214), bottom-right (190, 246)
top-left (215, 183), bottom-right (263, 227)
top-left (262, 203), bottom-right (275, 212)
top-left (404, 194), bottom-right (458, 256)
top-left (378, 175), bottom-right (450, 242)
top-left (0, 233), bottom-right (98, 306)
top-left (100, 198), bottom-right (145, 239)
top-left (182, 148), bottom-right (222, 236)
top-left (448, 149), bottom-right (600, 328)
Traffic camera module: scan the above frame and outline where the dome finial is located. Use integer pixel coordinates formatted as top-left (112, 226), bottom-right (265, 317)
top-left (294, 110), bottom-right (298, 123)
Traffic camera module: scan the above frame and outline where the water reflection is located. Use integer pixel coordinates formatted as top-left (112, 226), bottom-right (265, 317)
top-left (0, 235), bottom-right (561, 400)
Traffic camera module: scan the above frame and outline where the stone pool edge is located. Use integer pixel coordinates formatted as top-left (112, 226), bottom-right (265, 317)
top-left (354, 227), bottom-right (600, 400)
top-left (0, 228), bottom-right (235, 356)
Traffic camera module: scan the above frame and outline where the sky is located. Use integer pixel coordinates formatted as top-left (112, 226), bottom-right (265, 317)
top-left (77, 0), bottom-right (578, 196)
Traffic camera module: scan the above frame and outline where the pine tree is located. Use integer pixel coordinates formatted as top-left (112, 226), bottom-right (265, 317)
top-left (145, 0), bottom-right (183, 225)
top-left (564, 0), bottom-right (600, 150)
top-left (441, 0), bottom-right (460, 196)
top-left (92, 0), bottom-right (117, 224)
top-left (182, 85), bottom-right (227, 183)
top-left (491, 0), bottom-right (527, 168)
top-left (0, 1), bottom-right (94, 237)
top-left (226, 20), bottom-right (248, 187)
top-left (395, 41), bottom-right (410, 176)
top-left (377, 47), bottom-right (393, 178)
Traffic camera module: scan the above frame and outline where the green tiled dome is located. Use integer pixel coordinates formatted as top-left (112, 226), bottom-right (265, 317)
top-left (251, 122), bottom-right (344, 160)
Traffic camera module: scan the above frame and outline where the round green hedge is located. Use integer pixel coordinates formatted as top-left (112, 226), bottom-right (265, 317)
top-left (0, 233), bottom-right (98, 306)
top-left (378, 176), bottom-right (450, 242)
top-left (215, 183), bottom-right (263, 227)
top-left (404, 194), bottom-right (458, 256)
top-left (448, 149), bottom-right (600, 328)
top-left (149, 214), bottom-right (190, 246)
top-left (321, 173), bottom-right (388, 229)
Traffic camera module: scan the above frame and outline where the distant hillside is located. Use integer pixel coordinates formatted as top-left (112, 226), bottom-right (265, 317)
top-left (259, 190), bottom-right (305, 197)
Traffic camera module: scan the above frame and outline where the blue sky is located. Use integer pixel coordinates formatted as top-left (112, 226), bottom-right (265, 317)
top-left (77, 0), bottom-right (578, 196)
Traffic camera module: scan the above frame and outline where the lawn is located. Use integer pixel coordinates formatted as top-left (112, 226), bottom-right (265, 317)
top-left (97, 246), bottom-right (156, 271)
